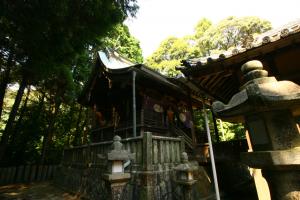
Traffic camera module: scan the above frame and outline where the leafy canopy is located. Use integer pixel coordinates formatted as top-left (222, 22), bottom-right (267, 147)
top-left (0, 0), bottom-right (139, 81)
top-left (97, 24), bottom-right (143, 63)
top-left (146, 16), bottom-right (272, 77)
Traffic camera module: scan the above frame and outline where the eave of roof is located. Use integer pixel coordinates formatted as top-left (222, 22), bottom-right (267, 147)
top-left (79, 50), bottom-right (206, 105)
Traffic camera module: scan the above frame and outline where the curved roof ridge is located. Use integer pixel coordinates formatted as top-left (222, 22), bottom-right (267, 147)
top-left (98, 50), bottom-right (134, 70)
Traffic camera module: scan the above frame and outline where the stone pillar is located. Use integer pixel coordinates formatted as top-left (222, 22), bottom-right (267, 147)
top-left (174, 152), bottom-right (198, 200)
top-left (99, 135), bottom-right (135, 200)
top-left (212, 60), bottom-right (300, 200)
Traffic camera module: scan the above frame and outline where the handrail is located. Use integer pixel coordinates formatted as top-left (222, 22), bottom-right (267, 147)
top-left (152, 135), bottom-right (182, 141)
top-left (170, 126), bottom-right (193, 149)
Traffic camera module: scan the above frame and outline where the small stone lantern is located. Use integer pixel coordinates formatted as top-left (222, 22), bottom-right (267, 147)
top-left (98, 135), bottom-right (135, 200)
top-left (213, 60), bottom-right (300, 200)
top-left (174, 152), bottom-right (198, 200)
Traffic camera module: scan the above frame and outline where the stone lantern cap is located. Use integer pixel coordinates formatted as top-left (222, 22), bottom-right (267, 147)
top-left (98, 135), bottom-right (135, 161)
top-left (212, 60), bottom-right (300, 122)
top-left (174, 152), bottom-right (198, 172)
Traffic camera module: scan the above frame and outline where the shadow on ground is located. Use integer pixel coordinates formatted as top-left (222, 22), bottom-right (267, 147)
top-left (0, 182), bottom-right (81, 200)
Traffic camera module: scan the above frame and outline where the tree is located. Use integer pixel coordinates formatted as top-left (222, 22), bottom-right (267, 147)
top-left (0, 0), bottom-right (139, 160)
top-left (191, 18), bottom-right (213, 57)
top-left (194, 18), bottom-right (212, 39)
top-left (146, 16), bottom-right (272, 76)
top-left (217, 120), bottom-right (245, 141)
top-left (0, 15), bottom-right (144, 165)
top-left (198, 16), bottom-right (271, 53)
top-left (98, 24), bottom-right (143, 63)
top-left (146, 36), bottom-right (193, 76)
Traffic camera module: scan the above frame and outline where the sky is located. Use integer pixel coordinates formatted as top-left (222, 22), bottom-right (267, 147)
top-left (125, 0), bottom-right (300, 58)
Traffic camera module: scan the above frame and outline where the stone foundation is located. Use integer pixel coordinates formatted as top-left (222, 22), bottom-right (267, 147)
top-left (54, 162), bottom-right (212, 200)
top-left (55, 134), bottom-right (213, 199)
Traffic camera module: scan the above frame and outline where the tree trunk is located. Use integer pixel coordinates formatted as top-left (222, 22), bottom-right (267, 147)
top-left (41, 100), bottom-right (61, 164)
top-left (0, 53), bottom-right (13, 120)
top-left (82, 108), bottom-right (91, 144)
top-left (73, 105), bottom-right (83, 146)
top-left (0, 78), bottom-right (27, 161)
top-left (10, 86), bottom-right (31, 145)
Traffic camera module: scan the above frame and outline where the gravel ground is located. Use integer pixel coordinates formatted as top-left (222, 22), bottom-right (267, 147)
top-left (0, 182), bottom-right (81, 200)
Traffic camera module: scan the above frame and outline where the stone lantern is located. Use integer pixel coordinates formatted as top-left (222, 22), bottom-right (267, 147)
top-left (212, 60), bottom-right (300, 200)
top-left (174, 152), bottom-right (198, 200)
top-left (98, 135), bottom-right (135, 200)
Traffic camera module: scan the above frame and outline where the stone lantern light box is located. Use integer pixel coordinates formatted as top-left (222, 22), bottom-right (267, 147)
top-left (98, 135), bottom-right (135, 174)
top-left (174, 152), bottom-right (198, 185)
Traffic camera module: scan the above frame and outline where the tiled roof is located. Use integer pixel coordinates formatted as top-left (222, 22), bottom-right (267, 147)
top-left (179, 19), bottom-right (300, 70)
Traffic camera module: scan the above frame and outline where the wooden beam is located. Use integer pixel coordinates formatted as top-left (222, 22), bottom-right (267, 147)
top-left (205, 74), bottom-right (222, 89)
top-left (200, 75), bottom-right (210, 85)
top-left (208, 71), bottom-right (233, 91)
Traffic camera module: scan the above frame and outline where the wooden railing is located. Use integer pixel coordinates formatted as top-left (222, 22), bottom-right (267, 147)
top-left (151, 135), bottom-right (183, 168)
top-left (62, 132), bottom-right (184, 171)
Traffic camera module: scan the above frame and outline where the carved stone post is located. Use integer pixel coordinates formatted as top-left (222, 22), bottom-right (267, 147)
top-left (174, 152), bottom-right (198, 200)
top-left (213, 60), bottom-right (300, 200)
top-left (99, 135), bottom-right (135, 200)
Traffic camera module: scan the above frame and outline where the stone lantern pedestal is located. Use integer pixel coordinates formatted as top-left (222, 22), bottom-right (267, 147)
top-left (103, 173), bottom-right (131, 200)
top-left (98, 135), bottom-right (135, 200)
top-left (212, 60), bottom-right (300, 200)
top-left (174, 152), bottom-right (198, 200)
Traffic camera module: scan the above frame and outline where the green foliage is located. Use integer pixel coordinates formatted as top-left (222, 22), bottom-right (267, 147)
top-left (98, 24), bottom-right (143, 63)
top-left (0, 0), bottom-right (142, 165)
top-left (194, 18), bottom-right (212, 39)
top-left (0, 89), bottom-right (17, 132)
top-left (217, 120), bottom-right (245, 141)
top-left (1, 0), bottom-right (138, 74)
top-left (193, 109), bottom-right (246, 142)
top-left (0, 0), bottom-right (139, 128)
top-left (146, 16), bottom-right (272, 76)
top-left (146, 36), bottom-right (194, 76)
top-left (2, 88), bottom-right (90, 165)
top-left (199, 16), bottom-right (272, 52)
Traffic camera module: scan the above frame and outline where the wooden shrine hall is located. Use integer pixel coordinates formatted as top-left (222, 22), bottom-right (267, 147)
top-left (78, 50), bottom-right (205, 148)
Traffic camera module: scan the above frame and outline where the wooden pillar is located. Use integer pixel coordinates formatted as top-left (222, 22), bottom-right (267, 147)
top-left (245, 130), bottom-right (253, 151)
top-left (142, 132), bottom-right (153, 171)
top-left (132, 71), bottom-right (137, 137)
top-left (140, 109), bottom-right (144, 136)
top-left (187, 90), bottom-right (197, 146)
top-left (179, 136), bottom-right (185, 153)
top-left (212, 111), bottom-right (220, 143)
